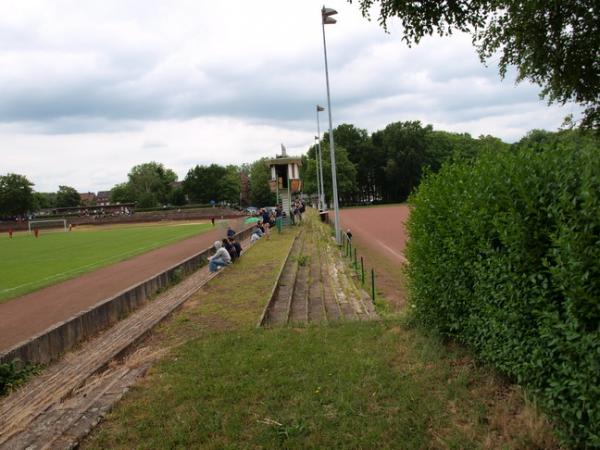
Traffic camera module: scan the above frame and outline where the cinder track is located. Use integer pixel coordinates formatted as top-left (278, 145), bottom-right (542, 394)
top-left (260, 222), bottom-right (377, 327)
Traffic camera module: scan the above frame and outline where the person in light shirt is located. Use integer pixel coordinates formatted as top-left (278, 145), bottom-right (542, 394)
top-left (208, 240), bottom-right (231, 272)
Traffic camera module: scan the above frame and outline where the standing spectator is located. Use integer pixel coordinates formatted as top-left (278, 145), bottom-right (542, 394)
top-left (208, 240), bottom-right (231, 272)
top-left (211, 217), bottom-right (215, 226)
top-left (346, 228), bottom-right (353, 242)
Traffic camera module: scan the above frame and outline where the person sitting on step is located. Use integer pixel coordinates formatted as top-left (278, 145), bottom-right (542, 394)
top-left (208, 240), bottom-right (231, 272)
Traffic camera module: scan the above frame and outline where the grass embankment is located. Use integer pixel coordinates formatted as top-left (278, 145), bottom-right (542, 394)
top-left (0, 222), bottom-right (212, 302)
top-left (84, 221), bottom-right (558, 449)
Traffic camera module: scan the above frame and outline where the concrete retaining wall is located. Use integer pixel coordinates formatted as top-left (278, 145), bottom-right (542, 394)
top-left (0, 225), bottom-right (256, 366)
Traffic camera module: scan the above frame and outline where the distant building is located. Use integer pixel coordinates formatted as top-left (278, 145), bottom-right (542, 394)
top-left (170, 181), bottom-right (183, 190)
top-left (79, 192), bottom-right (96, 205)
top-left (96, 191), bottom-right (111, 206)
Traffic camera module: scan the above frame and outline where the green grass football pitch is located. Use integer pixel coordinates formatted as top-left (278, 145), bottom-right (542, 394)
top-left (0, 222), bottom-right (213, 303)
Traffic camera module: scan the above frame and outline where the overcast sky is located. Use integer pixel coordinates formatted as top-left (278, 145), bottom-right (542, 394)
top-left (1, 0), bottom-right (581, 193)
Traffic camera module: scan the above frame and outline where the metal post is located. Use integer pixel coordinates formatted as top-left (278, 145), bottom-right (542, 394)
top-left (353, 247), bottom-right (357, 269)
top-left (360, 256), bottom-right (365, 285)
top-left (321, 7), bottom-right (341, 245)
top-left (316, 107), bottom-right (325, 210)
top-left (314, 137), bottom-right (321, 210)
top-left (371, 268), bottom-right (375, 301)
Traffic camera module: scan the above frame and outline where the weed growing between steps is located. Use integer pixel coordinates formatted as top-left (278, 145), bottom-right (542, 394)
top-left (0, 360), bottom-right (40, 396)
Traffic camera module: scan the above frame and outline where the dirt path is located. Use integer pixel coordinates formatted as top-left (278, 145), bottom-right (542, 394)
top-left (0, 219), bottom-right (245, 353)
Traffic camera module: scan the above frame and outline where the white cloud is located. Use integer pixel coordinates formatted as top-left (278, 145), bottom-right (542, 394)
top-left (0, 0), bottom-right (582, 192)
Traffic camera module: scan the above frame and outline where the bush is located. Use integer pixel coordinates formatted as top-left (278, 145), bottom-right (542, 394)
top-left (406, 131), bottom-right (600, 448)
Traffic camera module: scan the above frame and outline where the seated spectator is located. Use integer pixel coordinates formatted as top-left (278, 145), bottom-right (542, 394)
top-left (255, 222), bottom-right (264, 237)
top-left (262, 209), bottom-right (270, 225)
top-left (227, 227), bottom-right (236, 239)
top-left (222, 238), bottom-right (238, 261)
top-left (251, 230), bottom-right (262, 242)
top-left (230, 236), bottom-right (243, 256)
top-left (208, 240), bottom-right (231, 272)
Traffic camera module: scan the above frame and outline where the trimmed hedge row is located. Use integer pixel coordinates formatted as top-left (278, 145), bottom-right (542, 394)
top-left (406, 132), bottom-right (599, 448)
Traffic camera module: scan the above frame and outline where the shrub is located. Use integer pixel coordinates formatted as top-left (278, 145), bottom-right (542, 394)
top-left (406, 131), bottom-right (600, 448)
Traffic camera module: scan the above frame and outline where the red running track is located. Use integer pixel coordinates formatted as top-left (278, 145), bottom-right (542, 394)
top-left (340, 205), bottom-right (410, 265)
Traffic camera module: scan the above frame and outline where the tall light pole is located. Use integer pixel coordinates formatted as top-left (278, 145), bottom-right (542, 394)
top-left (314, 135), bottom-right (322, 210)
top-left (316, 105), bottom-right (326, 210)
top-left (321, 6), bottom-right (341, 244)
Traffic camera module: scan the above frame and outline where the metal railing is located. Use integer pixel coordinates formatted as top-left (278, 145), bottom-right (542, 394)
top-left (341, 233), bottom-right (376, 303)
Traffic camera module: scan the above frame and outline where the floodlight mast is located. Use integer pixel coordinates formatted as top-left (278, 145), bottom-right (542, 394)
top-left (314, 135), bottom-right (322, 210)
top-left (316, 105), bottom-right (326, 210)
top-left (321, 5), bottom-right (341, 244)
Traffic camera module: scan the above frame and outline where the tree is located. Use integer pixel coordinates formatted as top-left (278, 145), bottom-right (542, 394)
top-left (32, 192), bottom-right (57, 211)
top-left (110, 183), bottom-right (134, 204)
top-left (56, 185), bottom-right (80, 207)
top-left (303, 142), bottom-right (357, 205)
top-left (349, 0), bottom-right (600, 129)
top-left (168, 187), bottom-right (187, 206)
top-left (184, 164), bottom-right (225, 204)
top-left (0, 173), bottom-right (34, 217)
top-left (249, 158), bottom-right (276, 207)
top-left (372, 121), bottom-right (433, 202)
top-left (220, 165), bottom-right (241, 205)
top-left (126, 162), bottom-right (177, 207)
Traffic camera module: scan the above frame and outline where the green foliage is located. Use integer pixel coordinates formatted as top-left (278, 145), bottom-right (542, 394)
top-left (183, 164), bottom-right (240, 205)
top-left (109, 182), bottom-right (134, 204)
top-left (167, 186), bottom-right (187, 206)
top-left (249, 158), bottom-right (276, 207)
top-left (0, 360), bottom-right (39, 396)
top-left (0, 173), bottom-right (35, 217)
top-left (55, 185), bottom-right (81, 207)
top-left (406, 130), bottom-right (600, 447)
top-left (113, 162), bottom-right (177, 208)
top-left (32, 192), bottom-right (57, 211)
top-left (349, 0), bottom-right (600, 130)
top-left (302, 141), bottom-right (357, 204)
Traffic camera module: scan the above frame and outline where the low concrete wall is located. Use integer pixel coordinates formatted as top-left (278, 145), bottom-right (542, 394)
top-left (0, 225), bottom-right (256, 366)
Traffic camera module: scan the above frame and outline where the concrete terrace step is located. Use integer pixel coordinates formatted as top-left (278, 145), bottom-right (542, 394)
top-left (259, 221), bottom-right (377, 327)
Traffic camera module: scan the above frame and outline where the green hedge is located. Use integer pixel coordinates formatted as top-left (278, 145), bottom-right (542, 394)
top-left (406, 132), bottom-right (599, 448)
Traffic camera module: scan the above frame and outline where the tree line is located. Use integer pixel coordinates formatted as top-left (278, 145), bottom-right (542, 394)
top-left (0, 121), bottom-right (581, 218)
top-left (303, 121), bottom-right (510, 206)
top-left (0, 158), bottom-right (276, 217)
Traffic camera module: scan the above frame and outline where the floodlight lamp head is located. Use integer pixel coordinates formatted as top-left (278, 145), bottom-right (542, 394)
top-left (323, 16), bottom-right (337, 24)
top-left (322, 7), bottom-right (338, 17)
top-left (316, 105), bottom-right (325, 112)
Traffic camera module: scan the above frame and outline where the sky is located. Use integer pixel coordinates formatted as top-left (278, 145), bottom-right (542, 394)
top-left (0, 0), bottom-right (581, 193)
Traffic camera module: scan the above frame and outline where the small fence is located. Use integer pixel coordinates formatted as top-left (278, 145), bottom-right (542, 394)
top-left (341, 232), bottom-right (377, 303)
